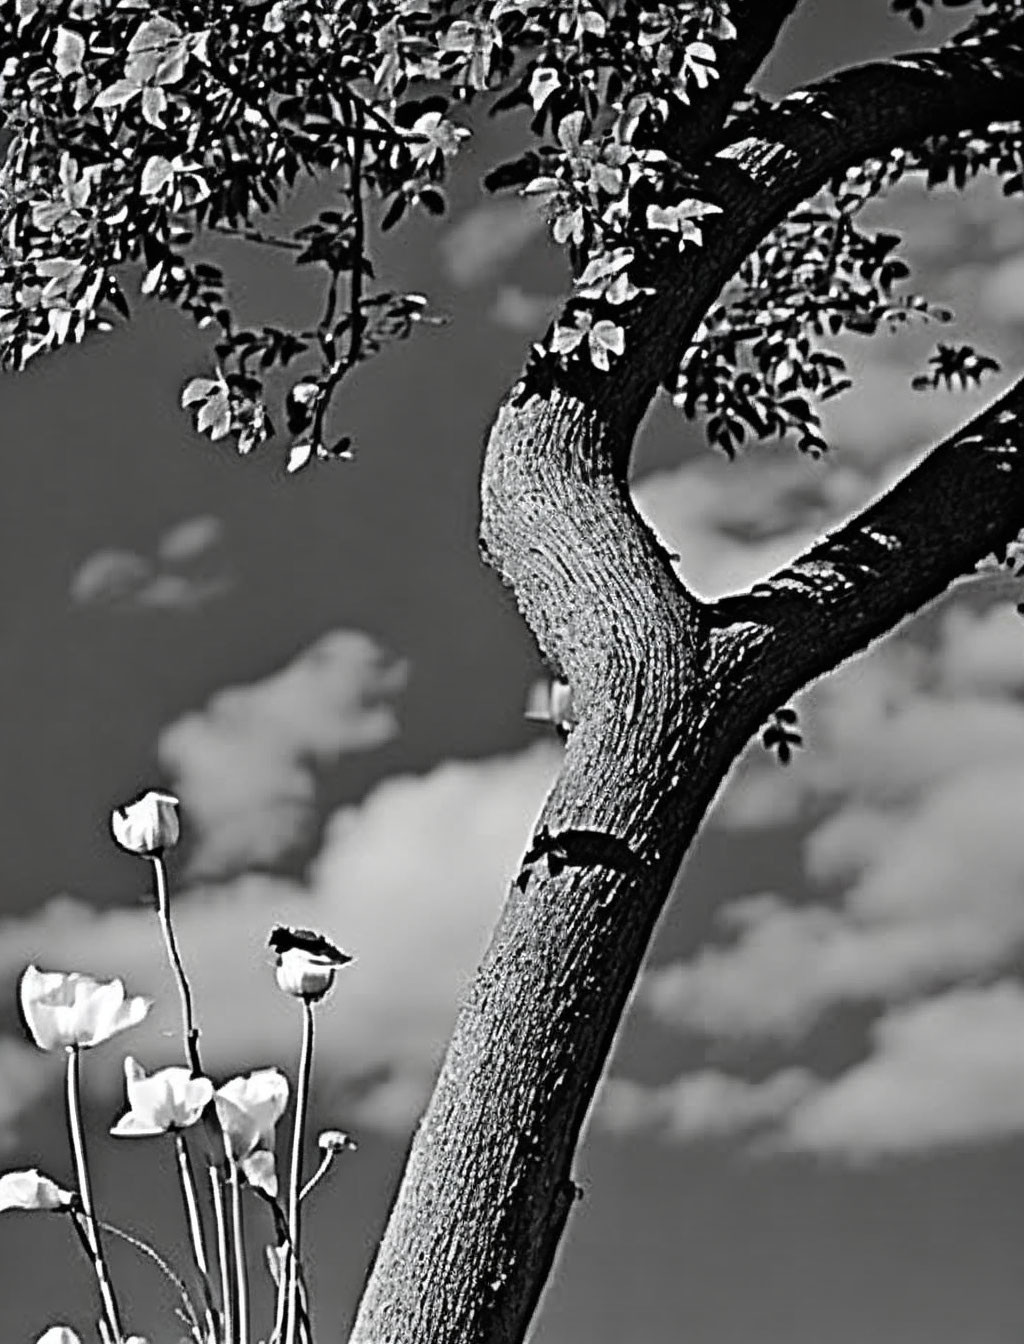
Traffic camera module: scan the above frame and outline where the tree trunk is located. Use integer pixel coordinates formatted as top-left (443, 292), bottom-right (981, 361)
top-left (348, 16), bottom-right (1024, 1344)
top-left (348, 386), bottom-right (768, 1344)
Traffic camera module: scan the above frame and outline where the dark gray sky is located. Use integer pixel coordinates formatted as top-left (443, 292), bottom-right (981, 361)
top-left (4, 5), bottom-right (1024, 1344)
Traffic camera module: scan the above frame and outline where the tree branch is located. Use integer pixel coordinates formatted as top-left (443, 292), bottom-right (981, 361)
top-left (707, 373), bottom-right (1024, 714)
top-left (598, 16), bottom-right (1024, 439)
top-left (661, 0), bottom-right (803, 159)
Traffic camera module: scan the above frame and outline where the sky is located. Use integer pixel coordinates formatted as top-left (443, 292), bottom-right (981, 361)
top-left (4, 3), bottom-right (1024, 1343)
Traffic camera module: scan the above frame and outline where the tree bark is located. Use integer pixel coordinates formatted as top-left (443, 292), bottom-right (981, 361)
top-left (348, 17), bottom-right (1024, 1344)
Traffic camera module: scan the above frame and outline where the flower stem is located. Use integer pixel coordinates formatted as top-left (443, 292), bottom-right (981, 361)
top-left (96, 1215), bottom-right (204, 1344)
top-left (209, 1165), bottom-right (234, 1344)
top-left (298, 1152), bottom-right (332, 1204)
top-left (284, 1001), bottom-right (314, 1344)
top-left (66, 1046), bottom-right (124, 1343)
top-left (151, 854), bottom-right (202, 1075)
top-left (228, 1163), bottom-right (249, 1344)
top-left (175, 1132), bottom-right (219, 1341)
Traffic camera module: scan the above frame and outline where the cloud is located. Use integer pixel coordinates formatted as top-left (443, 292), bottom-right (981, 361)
top-left (440, 199), bottom-right (545, 286)
top-left (70, 514), bottom-right (229, 611)
top-left (597, 1068), bottom-right (815, 1143)
top-left (0, 745), bottom-right (559, 1137)
top-left (600, 981), bottom-right (1024, 1160)
top-left (778, 982), bottom-right (1024, 1158)
top-left (71, 550), bottom-right (153, 606)
top-left (489, 285), bottom-right (559, 333)
top-left (158, 515), bottom-right (224, 563)
top-left (159, 631), bottom-right (408, 878)
top-left (646, 655), bottom-right (1024, 1039)
top-left (0, 1040), bottom-right (60, 1152)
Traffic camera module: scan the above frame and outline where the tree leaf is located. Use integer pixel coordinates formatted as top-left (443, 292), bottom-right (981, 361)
top-left (54, 27), bottom-right (86, 78)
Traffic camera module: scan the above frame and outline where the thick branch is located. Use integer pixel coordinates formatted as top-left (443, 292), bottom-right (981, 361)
top-left (663, 0), bottom-right (802, 158)
top-left (600, 17), bottom-right (1024, 436)
top-left (708, 374), bottom-right (1024, 714)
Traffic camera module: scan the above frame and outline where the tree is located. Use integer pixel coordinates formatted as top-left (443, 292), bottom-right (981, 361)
top-left (3, 0), bottom-right (1024, 1339)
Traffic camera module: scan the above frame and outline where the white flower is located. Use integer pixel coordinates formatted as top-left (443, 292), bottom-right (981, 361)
top-left (35, 1328), bottom-right (83, 1344)
top-left (111, 1057), bottom-right (214, 1137)
top-left (111, 789), bottom-right (180, 856)
top-left (215, 1068), bottom-right (289, 1195)
top-left (268, 925), bottom-right (353, 1002)
top-left (20, 966), bottom-right (150, 1051)
top-left (0, 1169), bottom-right (75, 1213)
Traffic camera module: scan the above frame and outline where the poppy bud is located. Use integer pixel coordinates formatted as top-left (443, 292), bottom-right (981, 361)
top-left (111, 790), bottom-right (180, 856)
top-left (268, 925), bottom-right (353, 1002)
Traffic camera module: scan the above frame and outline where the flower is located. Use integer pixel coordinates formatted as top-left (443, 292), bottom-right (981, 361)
top-left (0, 1169), bottom-right (75, 1213)
top-left (35, 1328), bottom-right (83, 1344)
top-left (215, 1068), bottom-right (289, 1195)
top-left (110, 789), bottom-right (180, 856)
top-left (268, 925), bottom-right (353, 1002)
top-left (318, 1129), bottom-right (356, 1155)
top-left (111, 1057), bottom-right (214, 1137)
top-left (20, 966), bottom-right (150, 1051)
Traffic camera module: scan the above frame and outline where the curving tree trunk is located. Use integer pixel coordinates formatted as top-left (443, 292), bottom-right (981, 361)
top-left (349, 11), bottom-right (1024, 1344)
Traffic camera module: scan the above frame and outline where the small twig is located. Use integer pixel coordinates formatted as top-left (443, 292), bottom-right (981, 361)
top-left (310, 102), bottom-right (366, 454)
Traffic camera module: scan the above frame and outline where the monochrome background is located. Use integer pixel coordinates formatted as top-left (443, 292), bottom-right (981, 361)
top-left (4, 4), bottom-right (1024, 1342)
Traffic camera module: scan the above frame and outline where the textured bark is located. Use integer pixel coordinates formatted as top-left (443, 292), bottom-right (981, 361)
top-left (348, 15), bottom-right (1024, 1344)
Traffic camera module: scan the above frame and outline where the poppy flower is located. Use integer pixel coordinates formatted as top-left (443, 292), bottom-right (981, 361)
top-left (215, 1068), bottom-right (289, 1195)
top-left (111, 1057), bottom-right (213, 1137)
top-left (0, 1169), bottom-right (74, 1213)
top-left (20, 966), bottom-right (150, 1051)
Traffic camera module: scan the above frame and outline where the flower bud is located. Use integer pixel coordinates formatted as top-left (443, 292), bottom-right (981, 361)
top-left (318, 1128), bottom-right (356, 1155)
top-left (111, 790), bottom-right (180, 856)
top-left (268, 925), bottom-right (353, 1002)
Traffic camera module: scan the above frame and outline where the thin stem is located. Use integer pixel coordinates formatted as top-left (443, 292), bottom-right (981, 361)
top-left (209, 1165), bottom-right (235, 1344)
top-left (271, 1242), bottom-right (288, 1344)
top-left (151, 855), bottom-right (203, 1075)
top-left (66, 1047), bottom-right (124, 1343)
top-left (228, 1163), bottom-right (250, 1344)
top-left (69, 1209), bottom-right (113, 1344)
top-left (298, 1153), bottom-right (331, 1203)
top-left (96, 1216), bottom-right (203, 1344)
top-left (175, 1133), bottom-right (219, 1341)
top-left (284, 1002), bottom-right (315, 1344)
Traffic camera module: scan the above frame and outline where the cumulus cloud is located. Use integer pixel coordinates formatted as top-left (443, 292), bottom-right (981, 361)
top-left (597, 1068), bottom-right (815, 1143)
top-left (70, 514), bottom-right (229, 611)
top-left (440, 198), bottom-right (545, 286)
top-left (601, 981), bottom-right (1024, 1159)
top-left (645, 626), bottom-right (1024, 1040)
top-left (778, 982), bottom-right (1024, 1158)
top-left (0, 744), bottom-right (560, 1138)
top-left (159, 631), bottom-right (408, 878)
